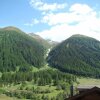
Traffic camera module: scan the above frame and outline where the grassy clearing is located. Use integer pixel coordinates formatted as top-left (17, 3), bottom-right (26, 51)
top-left (3, 76), bottom-right (100, 99)
top-left (38, 90), bottom-right (63, 98)
top-left (0, 66), bottom-right (74, 99)
top-left (77, 77), bottom-right (100, 86)
top-left (0, 81), bottom-right (64, 99)
top-left (0, 94), bottom-right (24, 100)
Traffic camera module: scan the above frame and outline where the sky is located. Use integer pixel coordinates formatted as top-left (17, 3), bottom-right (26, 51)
top-left (0, 0), bottom-right (100, 42)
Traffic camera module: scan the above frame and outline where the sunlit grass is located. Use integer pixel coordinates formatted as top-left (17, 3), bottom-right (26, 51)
top-left (77, 77), bottom-right (100, 86)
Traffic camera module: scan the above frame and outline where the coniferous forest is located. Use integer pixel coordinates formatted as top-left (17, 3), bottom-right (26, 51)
top-left (0, 27), bottom-right (45, 72)
top-left (0, 27), bottom-right (100, 100)
top-left (0, 27), bottom-right (77, 100)
top-left (47, 34), bottom-right (100, 78)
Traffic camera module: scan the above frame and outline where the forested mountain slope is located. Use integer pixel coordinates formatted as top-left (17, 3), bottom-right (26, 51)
top-left (0, 26), bottom-right (46, 72)
top-left (29, 33), bottom-right (51, 49)
top-left (47, 34), bottom-right (100, 77)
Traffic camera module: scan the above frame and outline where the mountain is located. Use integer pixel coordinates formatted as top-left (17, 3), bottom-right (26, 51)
top-left (46, 39), bottom-right (59, 48)
top-left (47, 34), bottom-right (100, 77)
top-left (29, 33), bottom-right (51, 49)
top-left (29, 33), bottom-right (59, 49)
top-left (3, 26), bottom-right (23, 32)
top-left (0, 26), bottom-right (46, 72)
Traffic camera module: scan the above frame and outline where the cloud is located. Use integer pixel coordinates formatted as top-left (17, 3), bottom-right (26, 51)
top-left (42, 12), bottom-right (82, 26)
top-left (24, 18), bottom-right (39, 26)
top-left (41, 4), bottom-right (96, 26)
top-left (36, 4), bottom-right (100, 42)
top-left (69, 4), bottom-right (93, 14)
top-left (27, 0), bottom-right (67, 26)
top-left (36, 24), bottom-right (74, 41)
top-left (36, 20), bottom-right (100, 42)
top-left (29, 0), bottom-right (67, 12)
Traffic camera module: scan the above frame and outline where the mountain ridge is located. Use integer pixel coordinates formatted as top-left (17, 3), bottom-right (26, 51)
top-left (0, 27), bottom-right (46, 72)
top-left (29, 33), bottom-right (59, 48)
top-left (47, 34), bottom-right (100, 77)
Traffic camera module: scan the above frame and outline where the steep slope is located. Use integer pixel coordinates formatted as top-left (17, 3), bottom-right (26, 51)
top-left (47, 34), bottom-right (100, 77)
top-left (29, 33), bottom-right (59, 49)
top-left (0, 26), bottom-right (46, 72)
top-left (29, 33), bottom-right (51, 49)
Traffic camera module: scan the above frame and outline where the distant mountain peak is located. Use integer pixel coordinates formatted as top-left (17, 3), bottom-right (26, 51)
top-left (29, 33), bottom-right (59, 48)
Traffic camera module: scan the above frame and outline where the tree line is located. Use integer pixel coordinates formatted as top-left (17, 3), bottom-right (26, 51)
top-left (0, 69), bottom-right (76, 85)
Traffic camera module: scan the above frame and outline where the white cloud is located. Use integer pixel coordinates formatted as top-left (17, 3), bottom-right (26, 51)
top-left (27, 0), bottom-right (67, 26)
top-left (36, 24), bottom-right (75, 41)
top-left (36, 20), bottom-right (100, 42)
top-left (24, 18), bottom-right (39, 26)
top-left (30, 0), bottom-right (67, 12)
top-left (41, 4), bottom-right (96, 26)
top-left (42, 12), bottom-right (82, 26)
top-left (36, 4), bottom-right (100, 42)
top-left (69, 4), bottom-right (93, 14)
top-left (39, 3), bottom-right (66, 11)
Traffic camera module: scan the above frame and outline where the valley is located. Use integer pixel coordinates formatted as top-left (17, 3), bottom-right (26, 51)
top-left (0, 27), bottom-right (100, 100)
top-left (0, 66), bottom-right (76, 100)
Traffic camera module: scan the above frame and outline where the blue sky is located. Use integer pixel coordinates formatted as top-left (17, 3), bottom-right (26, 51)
top-left (0, 0), bottom-right (100, 41)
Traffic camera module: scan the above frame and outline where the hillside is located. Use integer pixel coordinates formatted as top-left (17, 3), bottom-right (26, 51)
top-left (3, 26), bottom-right (22, 32)
top-left (47, 34), bottom-right (100, 77)
top-left (29, 33), bottom-right (51, 49)
top-left (0, 26), bottom-right (46, 72)
top-left (29, 33), bottom-right (58, 49)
